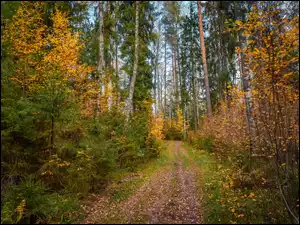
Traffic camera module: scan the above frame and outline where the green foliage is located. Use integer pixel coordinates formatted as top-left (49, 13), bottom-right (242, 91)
top-left (116, 110), bottom-right (160, 170)
top-left (188, 135), bottom-right (214, 153)
top-left (1, 176), bottom-right (79, 224)
top-left (119, 1), bottom-right (155, 106)
top-left (2, 98), bottom-right (161, 222)
top-left (1, 2), bottom-right (161, 223)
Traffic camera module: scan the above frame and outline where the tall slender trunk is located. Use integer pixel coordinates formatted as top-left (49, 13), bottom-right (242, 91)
top-left (164, 36), bottom-right (167, 118)
top-left (172, 45), bottom-right (178, 111)
top-left (158, 67), bottom-right (162, 113)
top-left (189, 4), bottom-right (198, 130)
top-left (175, 21), bottom-right (181, 110)
top-left (126, 1), bottom-right (139, 120)
top-left (180, 41), bottom-right (187, 116)
top-left (115, 15), bottom-right (119, 105)
top-left (154, 55), bottom-right (157, 114)
top-left (195, 69), bottom-right (200, 124)
top-left (197, 1), bottom-right (212, 118)
top-left (106, 1), bottom-right (115, 111)
top-left (238, 31), bottom-right (254, 160)
top-left (171, 45), bottom-right (176, 116)
top-left (177, 38), bottom-right (182, 110)
top-left (191, 40), bottom-right (198, 130)
top-left (217, 2), bottom-right (222, 100)
top-left (114, 1), bottom-right (119, 105)
top-left (174, 46), bottom-right (179, 109)
top-left (107, 2), bottom-right (113, 111)
top-left (155, 23), bottom-right (161, 113)
top-left (97, 1), bottom-right (104, 116)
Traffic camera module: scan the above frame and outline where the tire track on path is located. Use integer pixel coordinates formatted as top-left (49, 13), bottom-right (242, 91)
top-left (82, 141), bottom-right (203, 224)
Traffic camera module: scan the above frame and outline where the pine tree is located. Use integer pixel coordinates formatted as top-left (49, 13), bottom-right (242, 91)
top-left (197, 1), bottom-right (212, 118)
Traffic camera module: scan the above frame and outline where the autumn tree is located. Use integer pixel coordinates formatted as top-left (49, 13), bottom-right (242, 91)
top-left (2, 1), bottom-right (93, 179)
top-left (235, 3), bottom-right (299, 222)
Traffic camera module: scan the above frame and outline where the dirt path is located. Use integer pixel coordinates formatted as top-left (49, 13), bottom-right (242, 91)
top-left (81, 141), bottom-right (204, 224)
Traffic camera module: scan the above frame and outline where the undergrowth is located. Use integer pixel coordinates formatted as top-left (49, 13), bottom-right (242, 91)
top-left (184, 143), bottom-right (291, 224)
top-left (1, 108), bottom-right (163, 224)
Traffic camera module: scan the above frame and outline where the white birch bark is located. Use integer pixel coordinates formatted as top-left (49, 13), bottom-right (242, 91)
top-left (126, 1), bottom-right (139, 120)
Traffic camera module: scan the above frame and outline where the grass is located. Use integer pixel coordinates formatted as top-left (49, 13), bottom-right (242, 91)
top-left (107, 140), bottom-right (171, 203)
top-left (78, 140), bottom-right (293, 224)
top-left (92, 140), bottom-right (175, 224)
top-left (183, 142), bottom-right (291, 224)
top-left (77, 140), bottom-right (173, 223)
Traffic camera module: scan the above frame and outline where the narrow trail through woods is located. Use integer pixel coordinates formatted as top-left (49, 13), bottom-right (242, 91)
top-left (82, 141), bottom-right (204, 224)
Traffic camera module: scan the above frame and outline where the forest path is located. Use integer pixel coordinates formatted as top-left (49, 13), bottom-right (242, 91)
top-left (81, 141), bottom-right (204, 224)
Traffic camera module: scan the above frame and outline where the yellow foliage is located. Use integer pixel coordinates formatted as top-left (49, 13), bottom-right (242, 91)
top-left (15, 200), bottom-right (26, 214)
top-left (248, 192), bottom-right (255, 198)
top-left (165, 107), bottom-right (188, 139)
top-left (2, 2), bottom-right (47, 59)
top-left (233, 6), bottom-right (299, 157)
top-left (227, 175), bottom-right (234, 187)
top-left (41, 154), bottom-right (71, 177)
top-left (149, 113), bottom-right (165, 140)
top-left (2, 2), bottom-right (95, 116)
top-left (235, 20), bottom-right (242, 26)
top-left (174, 107), bottom-right (184, 133)
top-left (97, 73), bottom-right (118, 114)
top-left (202, 7), bottom-right (299, 161)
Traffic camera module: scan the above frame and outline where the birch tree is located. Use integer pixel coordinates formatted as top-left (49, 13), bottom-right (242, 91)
top-left (126, 1), bottom-right (139, 120)
top-left (97, 1), bottom-right (104, 116)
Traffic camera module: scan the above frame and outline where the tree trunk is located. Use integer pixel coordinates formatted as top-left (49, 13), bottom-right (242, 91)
top-left (97, 1), bottom-right (105, 116)
top-left (114, 1), bottom-right (119, 105)
top-left (171, 44), bottom-right (178, 112)
top-left (171, 45), bottom-right (176, 116)
top-left (126, 1), bottom-right (139, 120)
top-left (192, 55), bottom-right (198, 130)
top-left (174, 45), bottom-right (179, 109)
top-left (175, 21), bottom-right (181, 111)
top-left (158, 67), bottom-right (162, 113)
top-left (154, 55), bottom-right (157, 114)
top-left (107, 1), bottom-right (113, 111)
top-left (197, 1), bottom-right (212, 118)
top-left (190, 20), bottom-right (198, 130)
top-left (238, 31), bottom-right (254, 161)
top-left (176, 34), bottom-right (182, 111)
top-left (164, 36), bottom-right (167, 118)
top-left (115, 19), bottom-right (119, 105)
top-left (189, 5), bottom-right (198, 130)
top-left (155, 23), bottom-right (161, 114)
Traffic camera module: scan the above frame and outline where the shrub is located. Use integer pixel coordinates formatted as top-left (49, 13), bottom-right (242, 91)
top-left (1, 176), bottom-right (79, 224)
top-left (188, 133), bottom-right (214, 153)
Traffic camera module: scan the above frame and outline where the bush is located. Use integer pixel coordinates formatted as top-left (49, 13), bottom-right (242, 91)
top-left (1, 176), bottom-right (79, 224)
top-left (115, 110), bottom-right (161, 170)
top-left (1, 100), bottom-right (163, 223)
top-left (193, 136), bottom-right (213, 153)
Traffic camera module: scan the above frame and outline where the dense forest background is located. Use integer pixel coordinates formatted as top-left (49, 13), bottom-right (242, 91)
top-left (1, 1), bottom-right (299, 224)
